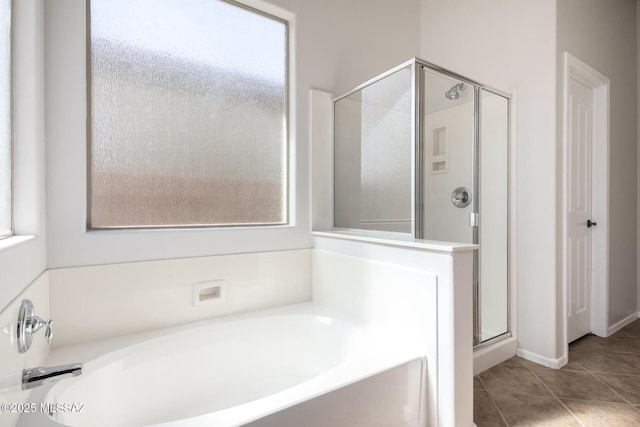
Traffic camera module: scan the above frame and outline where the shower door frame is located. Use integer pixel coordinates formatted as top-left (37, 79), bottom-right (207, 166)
top-left (332, 57), bottom-right (513, 350)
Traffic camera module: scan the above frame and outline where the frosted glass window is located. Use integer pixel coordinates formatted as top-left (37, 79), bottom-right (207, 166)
top-left (0, 0), bottom-right (10, 238)
top-left (89, 0), bottom-right (288, 229)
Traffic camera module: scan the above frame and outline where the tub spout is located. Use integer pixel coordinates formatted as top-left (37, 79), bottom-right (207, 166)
top-left (22, 363), bottom-right (83, 391)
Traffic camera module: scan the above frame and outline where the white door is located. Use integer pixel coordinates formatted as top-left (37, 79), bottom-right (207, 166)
top-left (566, 78), bottom-right (593, 343)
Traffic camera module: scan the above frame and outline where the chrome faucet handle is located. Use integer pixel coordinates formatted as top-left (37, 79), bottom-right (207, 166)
top-left (27, 316), bottom-right (54, 344)
top-left (44, 320), bottom-right (53, 344)
top-left (16, 299), bottom-right (54, 353)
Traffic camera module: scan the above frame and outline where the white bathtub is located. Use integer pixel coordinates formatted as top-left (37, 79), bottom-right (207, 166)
top-left (21, 303), bottom-right (427, 427)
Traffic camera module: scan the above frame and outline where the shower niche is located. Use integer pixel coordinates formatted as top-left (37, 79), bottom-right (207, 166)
top-left (333, 58), bottom-right (510, 347)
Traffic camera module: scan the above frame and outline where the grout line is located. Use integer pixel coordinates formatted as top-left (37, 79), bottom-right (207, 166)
top-left (522, 360), bottom-right (586, 426)
top-left (477, 375), bottom-right (510, 427)
top-left (589, 371), bottom-right (636, 406)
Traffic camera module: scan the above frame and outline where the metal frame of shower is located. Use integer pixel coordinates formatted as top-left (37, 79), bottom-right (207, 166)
top-left (332, 57), bottom-right (512, 349)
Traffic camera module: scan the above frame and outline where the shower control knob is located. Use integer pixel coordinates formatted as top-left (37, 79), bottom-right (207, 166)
top-left (451, 187), bottom-right (472, 208)
top-left (587, 219), bottom-right (597, 228)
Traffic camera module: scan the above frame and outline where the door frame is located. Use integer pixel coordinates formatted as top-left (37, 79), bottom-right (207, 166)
top-left (562, 52), bottom-right (610, 352)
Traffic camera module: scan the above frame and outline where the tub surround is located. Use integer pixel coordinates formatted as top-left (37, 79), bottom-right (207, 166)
top-left (48, 249), bottom-right (312, 347)
top-left (313, 230), bottom-right (479, 252)
top-left (244, 359), bottom-right (426, 427)
top-left (313, 236), bottom-right (475, 427)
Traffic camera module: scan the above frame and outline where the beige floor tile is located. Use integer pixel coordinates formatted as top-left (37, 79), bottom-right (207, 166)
top-left (607, 335), bottom-right (640, 354)
top-left (620, 320), bottom-right (640, 338)
top-left (599, 336), bottom-right (640, 354)
top-left (569, 335), bottom-right (607, 352)
top-left (491, 393), bottom-right (580, 426)
top-left (595, 373), bottom-right (640, 405)
top-left (520, 358), bottom-right (549, 370)
top-left (563, 399), bottom-right (640, 426)
top-left (532, 369), bottom-right (624, 403)
top-left (480, 365), bottom-right (551, 398)
top-left (500, 356), bottom-right (527, 367)
top-left (561, 357), bottom-right (587, 372)
top-left (474, 324), bottom-right (640, 426)
top-left (570, 349), bottom-right (640, 375)
top-left (522, 356), bottom-right (586, 372)
top-left (615, 352), bottom-right (640, 371)
top-left (474, 389), bottom-right (507, 427)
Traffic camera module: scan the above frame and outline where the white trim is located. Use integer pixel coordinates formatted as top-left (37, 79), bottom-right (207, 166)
top-left (309, 89), bottom-right (334, 232)
top-left (516, 348), bottom-right (568, 369)
top-left (0, 234), bottom-right (34, 251)
top-left (312, 231), bottom-right (478, 252)
top-left (561, 52), bottom-right (610, 358)
top-left (637, 5), bottom-right (640, 337)
top-left (508, 88), bottom-right (518, 359)
top-left (0, 0), bottom-right (47, 310)
top-left (607, 311), bottom-right (639, 336)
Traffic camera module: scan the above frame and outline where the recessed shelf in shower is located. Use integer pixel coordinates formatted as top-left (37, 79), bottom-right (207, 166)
top-left (431, 126), bottom-right (448, 174)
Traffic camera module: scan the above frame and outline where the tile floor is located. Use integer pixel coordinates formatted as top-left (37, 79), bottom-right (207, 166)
top-left (475, 319), bottom-right (640, 426)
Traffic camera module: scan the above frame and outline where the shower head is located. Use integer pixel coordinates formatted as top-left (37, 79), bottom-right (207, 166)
top-left (445, 82), bottom-right (467, 100)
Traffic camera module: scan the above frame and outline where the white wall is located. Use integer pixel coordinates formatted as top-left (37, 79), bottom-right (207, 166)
top-left (557, 0), bottom-right (637, 327)
top-left (45, 0), bottom-right (421, 269)
top-left (638, 3), bottom-right (640, 318)
top-left (0, 273), bottom-right (49, 427)
top-left (420, 0), bottom-right (559, 362)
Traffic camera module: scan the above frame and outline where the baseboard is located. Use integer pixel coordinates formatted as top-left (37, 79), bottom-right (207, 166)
top-left (606, 311), bottom-right (639, 337)
top-left (516, 348), bottom-right (567, 369)
top-left (474, 336), bottom-right (517, 375)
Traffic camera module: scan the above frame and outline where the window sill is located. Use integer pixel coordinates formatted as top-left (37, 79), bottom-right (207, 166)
top-left (0, 235), bottom-right (36, 252)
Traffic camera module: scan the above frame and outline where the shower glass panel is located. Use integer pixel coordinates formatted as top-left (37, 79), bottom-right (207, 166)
top-left (334, 65), bottom-right (414, 234)
top-left (332, 59), bottom-right (511, 349)
top-left (422, 69), bottom-right (475, 244)
top-left (478, 90), bottom-right (509, 343)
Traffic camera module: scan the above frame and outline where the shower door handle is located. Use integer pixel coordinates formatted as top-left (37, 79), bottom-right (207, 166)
top-left (587, 219), bottom-right (597, 228)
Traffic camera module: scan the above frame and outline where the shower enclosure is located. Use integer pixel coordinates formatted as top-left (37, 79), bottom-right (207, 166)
top-left (333, 58), bottom-right (510, 347)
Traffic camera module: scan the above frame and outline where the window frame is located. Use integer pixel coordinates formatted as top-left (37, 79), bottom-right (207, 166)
top-left (45, 0), bottom-right (307, 268)
top-left (0, 0), bottom-right (12, 240)
top-left (0, 0), bottom-right (48, 311)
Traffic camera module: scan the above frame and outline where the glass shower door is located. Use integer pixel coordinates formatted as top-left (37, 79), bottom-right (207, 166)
top-left (478, 89), bottom-right (509, 344)
top-left (421, 68), bottom-right (475, 245)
